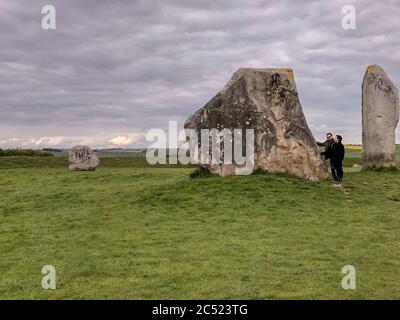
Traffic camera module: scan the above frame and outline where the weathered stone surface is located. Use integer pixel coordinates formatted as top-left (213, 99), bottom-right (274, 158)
top-left (185, 68), bottom-right (328, 180)
top-left (68, 145), bottom-right (99, 171)
top-left (362, 65), bottom-right (399, 168)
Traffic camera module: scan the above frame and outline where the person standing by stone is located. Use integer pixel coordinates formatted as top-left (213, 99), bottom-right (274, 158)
top-left (331, 135), bottom-right (345, 182)
top-left (317, 133), bottom-right (335, 160)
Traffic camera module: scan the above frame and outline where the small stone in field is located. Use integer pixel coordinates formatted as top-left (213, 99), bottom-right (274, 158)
top-left (68, 145), bottom-right (99, 171)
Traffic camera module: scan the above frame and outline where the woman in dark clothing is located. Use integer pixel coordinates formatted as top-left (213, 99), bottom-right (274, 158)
top-left (331, 135), bottom-right (345, 181)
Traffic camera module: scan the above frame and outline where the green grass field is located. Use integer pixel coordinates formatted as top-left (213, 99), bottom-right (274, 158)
top-left (1, 149), bottom-right (400, 299)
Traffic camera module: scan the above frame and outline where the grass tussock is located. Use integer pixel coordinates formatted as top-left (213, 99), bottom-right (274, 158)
top-left (189, 167), bottom-right (213, 179)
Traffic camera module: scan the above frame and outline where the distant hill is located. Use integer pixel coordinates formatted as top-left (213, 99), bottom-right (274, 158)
top-left (43, 148), bottom-right (63, 152)
top-left (0, 148), bottom-right (53, 157)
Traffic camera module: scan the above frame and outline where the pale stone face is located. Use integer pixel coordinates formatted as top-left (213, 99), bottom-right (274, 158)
top-left (185, 68), bottom-right (328, 181)
top-left (68, 145), bottom-right (99, 171)
top-left (362, 65), bottom-right (399, 168)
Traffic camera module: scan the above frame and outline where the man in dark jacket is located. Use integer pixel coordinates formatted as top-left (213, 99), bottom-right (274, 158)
top-left (317, 133), bottom-right (335, 160)
top-left (331, 135), bottom-right (345, 182)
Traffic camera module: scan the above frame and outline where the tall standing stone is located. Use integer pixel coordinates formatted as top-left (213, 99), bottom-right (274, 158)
top-left (362, 65), bottom-right (399, 168)
top-left (185, 68), bottom-right (328, 180)
top-left (69, 145), bottom-right (99, 171)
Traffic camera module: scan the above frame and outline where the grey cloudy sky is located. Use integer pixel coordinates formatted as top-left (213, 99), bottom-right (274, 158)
top-left (0, 0), bottom-right (399, 148)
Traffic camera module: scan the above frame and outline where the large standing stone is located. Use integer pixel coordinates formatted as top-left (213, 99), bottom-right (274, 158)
top-left (362, 65), bottom-right (399, 168)
top-left (185, 68), bottom-right (328, 180)
top-left (68, 145), bottom-right (99, 171)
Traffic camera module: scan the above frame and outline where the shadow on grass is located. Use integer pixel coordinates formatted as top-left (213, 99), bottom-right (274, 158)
top-left (251, 168), bottom-right (329, 183)
top-left (362, 165), bottom-right (399, 172)
top-left (189, 166), bottom-right (330, 183)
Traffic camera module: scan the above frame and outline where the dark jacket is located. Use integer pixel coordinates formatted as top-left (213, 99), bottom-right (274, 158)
top-left (317, 139), bottom-right (335, 160)
top-left (332, 142), bottom-right (345, 163)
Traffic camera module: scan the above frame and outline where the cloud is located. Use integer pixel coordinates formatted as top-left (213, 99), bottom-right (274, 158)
top-left (109, 136), bottom-right (134, 146)
top-left (309, 124), bottom-right (328, 134)
top-left (108, 134), bottom-right (142, 146)
top-left (31, 136), bottom-right (65, 146)
top-left (0, 0), bottom-right (400, 147)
